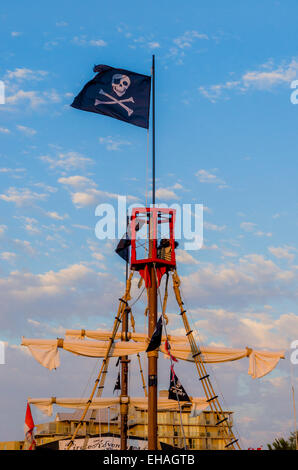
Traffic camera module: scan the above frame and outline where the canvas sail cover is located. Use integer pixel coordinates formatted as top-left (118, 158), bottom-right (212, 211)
top-left (21, 335), bottom-right (285, 379)
top-left (28, 396), bottom-right (208, 417)
top-left (65, 330), bottom-right (187, 343)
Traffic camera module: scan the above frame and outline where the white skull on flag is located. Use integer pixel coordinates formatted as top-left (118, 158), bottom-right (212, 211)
top-left (112, 74), bottom-right (131, 97)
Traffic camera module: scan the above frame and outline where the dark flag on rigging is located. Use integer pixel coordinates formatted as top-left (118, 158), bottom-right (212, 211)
top-left (113, 371), bottom-right (121, 394)
top-left (146, 316), bottom-right (163, 352)
top-left (115, 217), bottom-right (145, 262)
top-left (168, 368), bottom-right (190, 402)
top-left (71, 65), bottom-right (151, 129)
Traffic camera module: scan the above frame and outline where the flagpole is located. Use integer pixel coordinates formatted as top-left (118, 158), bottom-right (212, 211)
top-left (148, 54), bottom-right (158, 450)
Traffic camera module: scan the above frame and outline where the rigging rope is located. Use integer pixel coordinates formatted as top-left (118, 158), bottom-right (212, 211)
top-left (171, 269), bottom-right (241, 450)
top-left (177, 276), bottom-right (244, 449)
top-left (66, 271), bottom-right (134, 450)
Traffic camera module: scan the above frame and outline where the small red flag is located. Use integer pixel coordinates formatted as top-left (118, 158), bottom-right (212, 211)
top-left (24, 403), bottom-right (36, 450)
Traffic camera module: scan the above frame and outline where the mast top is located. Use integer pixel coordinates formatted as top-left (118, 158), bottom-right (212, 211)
top-left (130, 207), bottom-right (177, 285)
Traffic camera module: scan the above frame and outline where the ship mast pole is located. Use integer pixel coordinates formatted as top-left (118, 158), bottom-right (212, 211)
top-left (120, 213), bottom-right (130, 450)
top-left (148, 54), bottom-right (158, 450)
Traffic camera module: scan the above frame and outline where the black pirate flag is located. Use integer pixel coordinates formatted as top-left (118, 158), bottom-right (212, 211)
top-left (113, 371), bottom-right (121, 394)
top-left (146, 316), bottom-right (163, 352)
top-left (115, 217), bottom-right (145, 262)
top-left (71, 65), bottom-right (151, 129)
top-left (168, 367), bottom-right (190, 402)
top-left (115, 235), bottom-right (131, 262)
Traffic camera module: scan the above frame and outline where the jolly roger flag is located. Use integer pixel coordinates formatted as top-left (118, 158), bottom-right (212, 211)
top-left (168, 368), bottom-right (190, 402)
top-left (71, 64), bottom-right (151, 129)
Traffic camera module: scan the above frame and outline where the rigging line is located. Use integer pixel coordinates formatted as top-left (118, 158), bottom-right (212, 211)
top-left (66, 272), bottom-right (134, 450)
top-left (177, 276), bottom-right (243, 448)
top-left (130, 286), bottom-right (146, 307)
top-left (178, 280), bottom-right (240, 441)
top-left (79, 356), bottom-right (102, 401)
top-left (136, 241), bottom-right (149, 251)
top-left (170, 270), bottom-right (240, 449)
top-left (153, 265), bottom-right (188, 450)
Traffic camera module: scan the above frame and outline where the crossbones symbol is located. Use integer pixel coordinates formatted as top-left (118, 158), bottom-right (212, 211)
top-left (95, 89), bottom-right (134, 116)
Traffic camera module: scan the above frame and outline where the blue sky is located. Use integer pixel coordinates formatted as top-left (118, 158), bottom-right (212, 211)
top-left (0, 0), bottom-right (298, 449)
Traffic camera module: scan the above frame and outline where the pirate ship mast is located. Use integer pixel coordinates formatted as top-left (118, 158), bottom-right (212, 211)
top-left (21, 56), bottom-right (286, 450)
top-left (148, 53), bottom-right (158, 450)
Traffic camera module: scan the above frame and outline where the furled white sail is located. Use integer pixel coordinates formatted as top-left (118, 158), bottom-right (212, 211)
top-left (65, 329), bottom-right (187, 343)
top-left (28, 396), bottom-right (209, 417)
top-left (21, 337), bottom-right (285, 379)
top-left (21, 338), bottom-right (147, 370)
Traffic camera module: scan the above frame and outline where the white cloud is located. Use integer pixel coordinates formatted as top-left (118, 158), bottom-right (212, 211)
top-left (0, 187), bottom-right (48, 206)
top-left (0, 127), bottom-right (10, 134)
top-left (199, 59), bottom-right (298, 102)
top-left (72, 36), bottom-right (107, 47)
top-left (198, 81), bottom-right (240, 103)
top-left (11, 31), bottom-right (22, 37)
top-left (204, 221), bottom-right (226, 232)
top-left (34, 182), bottom-right (57, 193)
top-left (57, 172), bottom-right (138, 208)
top-left (40, 151), bottom-right (93, 171)
top-left (88, 241), bottom-right (105, 262)
top-left (191, 305), bottom-right (296, 351)
top-left (240, 222), bottom-right (257, 232)
top-left (0, 262), bottom-right (120, 331)
top-left (43, 89), bottom-right (61, 103)
top-left (240, 222), bottom-right (272, 238)
top-left (181, 254), bottom-right (297, 310)
top-left (92, 252), bottom-right (105, 261)
top-left (89, 39), bottom-right (107, 47)
top-left (5, 90), bottom-right (46, 108)
top-left (71, 188), bottom-right (138, 208)
top-left (0, 225), bottom-right (7, 235)
top-left (6, 68), bottom-right (48, 81)
top-left (155, 187), bottom-right (179, 200)
top-left (254, 231), bottom-right (272, 238)
top-left (201, 243), bottom-right (219, 251)
top-left (0, 251), bottom-right (16, 261)
top-left (45, 211), bottom-right (68, 221)
top-left (72, 224), bottom-right (91, 230)
top-left (172, 183), bottom-right (183, 190)
top-left (175, 249), bottom-right (199, 265)
top-left (58, 175), bottom-right (96, 189)
top-left (14, 239), bottom-right (36, 256)
top-left (221, 250), bottom-right (237, 258)
top-left (16, 125), bottom-right (37, 136)
top-left (99, 136), bottom-right (131, 151)
top-left (148, 42), bottom-right (160, 49)
top-left (173, 30), bottom-right (208, 49)
top-left (24, 223), bottom-right (40, 235)
top-left (242, 59), bottom-right (298, 89)
top-left (268, 245), bottom-right (296, 262)
top-left (196, 169), bottom-right (227, 187)
top-left (44, 40), bottom-right (59, 50)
